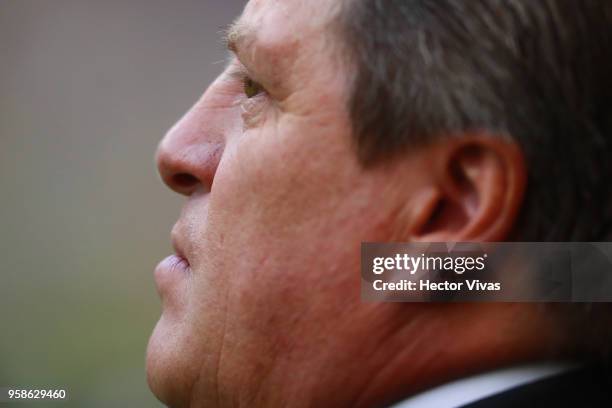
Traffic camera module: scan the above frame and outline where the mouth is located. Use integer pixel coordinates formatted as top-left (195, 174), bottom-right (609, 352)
top-left (153, 225), bottom-right (191, 296)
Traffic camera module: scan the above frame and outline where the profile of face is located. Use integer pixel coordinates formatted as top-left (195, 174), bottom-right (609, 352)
top-left (148, 0), bottom-right (536, 406)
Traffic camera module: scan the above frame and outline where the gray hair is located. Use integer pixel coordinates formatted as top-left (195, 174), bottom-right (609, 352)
top-left (340, 0), bottom-right (612, 241)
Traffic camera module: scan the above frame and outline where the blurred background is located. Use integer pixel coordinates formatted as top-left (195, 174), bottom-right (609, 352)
top-left (0, 0), bottom-right (245, 406)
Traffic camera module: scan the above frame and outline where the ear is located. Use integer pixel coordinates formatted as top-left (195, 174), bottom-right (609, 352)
top-left (407, 134), bottom-right (526, 242)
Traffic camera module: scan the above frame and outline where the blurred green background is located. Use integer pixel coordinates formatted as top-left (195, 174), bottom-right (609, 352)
top-left (0, 0), bottom-right (244, 406)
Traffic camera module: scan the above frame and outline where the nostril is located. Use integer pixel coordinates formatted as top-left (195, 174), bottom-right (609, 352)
top-left (172, 173), bottom-right (199, 190)
top-left (156, 140), bottom-right (222, 194)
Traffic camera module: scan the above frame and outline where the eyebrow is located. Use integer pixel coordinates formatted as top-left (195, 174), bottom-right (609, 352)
top-left (222, 17), bottom-right (289, 92)
top-left (223, 19), bottom-right (253, 55)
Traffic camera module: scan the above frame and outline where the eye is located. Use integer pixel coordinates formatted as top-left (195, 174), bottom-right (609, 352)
top-left (243, 77), bottom-right (264, 98)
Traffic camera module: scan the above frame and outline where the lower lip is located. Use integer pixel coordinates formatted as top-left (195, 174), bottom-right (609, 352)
top-left (154, 254), bottom-right (190, 293)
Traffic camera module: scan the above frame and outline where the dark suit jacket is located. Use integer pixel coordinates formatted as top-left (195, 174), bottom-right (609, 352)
top-left (461, 366), bottom-right (612, 408)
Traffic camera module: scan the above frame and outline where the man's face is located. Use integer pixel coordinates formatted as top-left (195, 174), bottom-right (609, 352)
top-left (147, 0), bottom-right (425, 405)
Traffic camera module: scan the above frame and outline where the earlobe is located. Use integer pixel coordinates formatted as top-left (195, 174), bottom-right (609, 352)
top-left (409, 135), bottom-right (526, 242)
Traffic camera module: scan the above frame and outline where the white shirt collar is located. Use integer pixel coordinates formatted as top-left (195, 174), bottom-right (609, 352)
top-left (389, 362), bottom-right (575, 408)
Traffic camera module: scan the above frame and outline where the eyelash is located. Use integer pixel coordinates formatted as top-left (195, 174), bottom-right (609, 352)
top-left (229, 68), bottom-right (266, 99)
top-left (228, 67), bottom-right (269, 127)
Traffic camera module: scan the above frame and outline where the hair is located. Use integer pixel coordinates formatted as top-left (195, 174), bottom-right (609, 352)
top-left (340, 0), bottom-right (612, 242)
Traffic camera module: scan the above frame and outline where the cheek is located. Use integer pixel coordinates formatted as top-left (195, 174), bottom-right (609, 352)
top-left (204, 115), bottom-right (386, 306)
top-left (211, 116), bottom-right (351, 246)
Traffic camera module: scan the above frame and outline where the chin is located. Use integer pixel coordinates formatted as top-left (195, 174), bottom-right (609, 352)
top-left (146, 316), bottom-right (193, 408)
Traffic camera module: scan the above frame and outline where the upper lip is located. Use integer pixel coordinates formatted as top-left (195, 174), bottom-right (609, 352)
top-left (170, 224), bottom-right (189, 263)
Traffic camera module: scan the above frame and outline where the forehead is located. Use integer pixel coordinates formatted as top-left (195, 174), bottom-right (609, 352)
top-left (234, 0), bottom-right (339, 60)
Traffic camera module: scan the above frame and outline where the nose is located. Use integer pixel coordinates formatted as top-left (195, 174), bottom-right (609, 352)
top-left (156, 102), bottom-right (226, 196)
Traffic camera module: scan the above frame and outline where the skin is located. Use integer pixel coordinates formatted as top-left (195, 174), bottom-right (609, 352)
top-left (148, 0), bottom-right (568, 406)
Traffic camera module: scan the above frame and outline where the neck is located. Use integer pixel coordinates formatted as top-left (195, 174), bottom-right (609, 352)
top-left (208, 304), bottom-right (567, 408)
top-left (349, 303), bottom-right (566, 407)
top-left (257, 303), bottom-right (566, 408)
